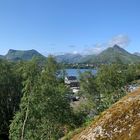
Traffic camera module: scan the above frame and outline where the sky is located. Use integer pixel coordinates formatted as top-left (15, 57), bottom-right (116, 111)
top-left (0, 0), bottom-right (140, 56)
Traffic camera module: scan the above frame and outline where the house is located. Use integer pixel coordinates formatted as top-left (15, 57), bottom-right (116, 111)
top-left (65, 76), bottom-right (80, 93)
top-left (64, 76), bottom-right (78, 85)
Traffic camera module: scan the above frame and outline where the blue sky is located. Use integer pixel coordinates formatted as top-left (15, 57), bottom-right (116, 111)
top-left (0, 0), bottom-right (140, 56)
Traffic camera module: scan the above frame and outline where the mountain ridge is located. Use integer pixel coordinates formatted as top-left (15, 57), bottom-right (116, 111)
top-left (55, 53), bottom-right (84, 63)
top-left (134, 52), bottom-right (140, 56)
top-left (0, 49), bottom-right (45, 61)
top-left (0, 45), bottom-right (140, 64)
top-left (82, 45), bottom-right (140, 64)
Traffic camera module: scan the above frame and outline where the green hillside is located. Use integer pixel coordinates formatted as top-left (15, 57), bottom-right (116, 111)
top-left (1, 45), bottom-right (140, 64)
top-left (83, 45), bottom-right (140, 64)
top-left (5, 49), bottom-right (45, 61)
top-left (134, 52), bottom-right (140, 56)
top-left (79, 54), bottom-right (97, 63)
top-left (55, 53), bottom-right (83, 63)
top-left (0, 55), bottom-right (4, 59)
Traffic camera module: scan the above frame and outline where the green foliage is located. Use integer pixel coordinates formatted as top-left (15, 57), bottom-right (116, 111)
top-left (96, 64), bottom-right (127, 110)
top-left (97, 64), bottom-right (126, 91)
top-left (0, 60), bottom-right (23, 135)
top-left (1, 54), bottom-right (140, 139)
top-left (79, 63), bottom-right (140, 118)
top-left (9, 56), bottom-right (74, 140)
top-left (125, 64), bottom-right (138, 82)
top-left (79, 64), bottom-right (133, 116)
top-left (79, 71), bottom-right (99, 115)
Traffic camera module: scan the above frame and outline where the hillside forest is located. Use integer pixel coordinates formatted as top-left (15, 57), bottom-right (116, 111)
top-left (0, 56), bottom-right (140, 140)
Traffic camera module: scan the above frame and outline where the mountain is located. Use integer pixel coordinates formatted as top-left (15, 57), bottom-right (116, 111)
top-left (55, 53), bottom-right (84, 63)
top-left (5, 49), bottom-right (45, 61)
top-left (0, 55), bottom-right (4, 59)
top-left (1, 45), bottom-right (140, 64)
top-left (83, 45), bottom-right (140, 64)
top-left (134, 52), bottom-right (140, 56)
top-left (71, 88), bottom-right (140, 140)
top-left (79, 54), bottom-right (97, 63)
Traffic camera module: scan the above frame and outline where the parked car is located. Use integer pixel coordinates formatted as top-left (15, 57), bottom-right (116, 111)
top-left (65, 94), bottom-right (80, 102)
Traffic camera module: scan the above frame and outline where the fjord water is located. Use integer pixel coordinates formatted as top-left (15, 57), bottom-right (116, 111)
top-left (65, 69), bottom-right (97, 77)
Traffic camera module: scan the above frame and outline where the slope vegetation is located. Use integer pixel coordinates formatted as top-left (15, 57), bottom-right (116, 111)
top-left (71, 88), bottom-right (140, 140)
top-left (83, 45), bottom-right (140, 64)
top-left (5, 49), bottom-right (45, 61)
top-left (55, 53), bottom-right (83, 63)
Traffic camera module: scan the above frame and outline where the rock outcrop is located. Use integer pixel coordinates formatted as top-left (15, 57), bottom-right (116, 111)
top-left (72, 89), bottom-right (140, 140)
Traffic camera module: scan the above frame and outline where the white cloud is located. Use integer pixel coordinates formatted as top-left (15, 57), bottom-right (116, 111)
top-left (52, 34), bottom-right (130, 56)
top-left (72, 51), bottom-right (79, 54)
top-left (82, 34), bottom-right (130, 55)
top-left (83, 43), bottom-right (105, 55)
top-left (108, 34), bottom-right (130, 48)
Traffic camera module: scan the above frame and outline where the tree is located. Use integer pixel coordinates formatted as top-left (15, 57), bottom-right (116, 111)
top-left (96, 64), bottom-right (126, 109)
top-left (79, 71), bottom-right (99, 115)
top-left (0, 60), bottom-right (22, 137)
top-left (9, 57), bottom-right (74, 140)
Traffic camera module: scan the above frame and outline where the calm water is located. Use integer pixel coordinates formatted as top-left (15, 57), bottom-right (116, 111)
top-left (65, 69), bottom-right (97, 77)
